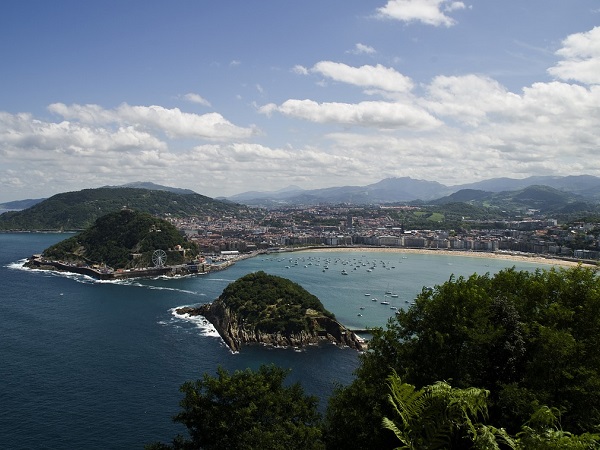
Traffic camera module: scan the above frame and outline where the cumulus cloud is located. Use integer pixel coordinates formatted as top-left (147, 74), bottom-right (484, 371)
top-left (48, 103), bottom-right (257, 141)
top-left (311, 62), bottom-right (414, 93)
top-left (548, 26), bottom-right (600, 85)
top-left (422, 75), bottom-right (521, 126)
top-left (260, 99), bottom-right (441, 130)
top-left (183, 93), bottom-right (211, 106)
top-left (377, 0), bottom-right (465, 27)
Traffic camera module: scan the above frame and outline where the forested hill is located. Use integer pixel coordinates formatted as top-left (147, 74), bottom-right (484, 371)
top-left (0, 187), bottom-right (252, 231)
top-left (40, 209), bottom-right (198, 269)
top-left (179, 271), bottom-right (364, 351)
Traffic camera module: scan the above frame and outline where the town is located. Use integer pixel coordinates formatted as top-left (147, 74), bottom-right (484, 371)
top-left (164, 204), bottom-right (600, 264)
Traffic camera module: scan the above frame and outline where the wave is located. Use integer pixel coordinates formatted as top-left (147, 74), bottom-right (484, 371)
top-left (5, 259), bottom-right (31, 270)
top-left (9, 261), bottom-right (206, 295)
top-left (168, 306), bottom-right (221, 338)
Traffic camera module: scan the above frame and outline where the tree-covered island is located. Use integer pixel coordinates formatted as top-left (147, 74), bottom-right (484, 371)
top-left (26, 209), bottom-right (200, 277)
top-left (177, 271), bottom-right (364, 352)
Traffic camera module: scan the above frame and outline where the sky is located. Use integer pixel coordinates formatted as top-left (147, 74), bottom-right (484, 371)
top-left (1, 0), bottom-right (600, 202)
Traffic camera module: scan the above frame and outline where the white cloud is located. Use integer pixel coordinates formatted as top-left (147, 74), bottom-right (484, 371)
top-left (376, 0), bottom-right (465, 27)
top-left (311, 62), bottom-right (414, 93)
top-left (260, 99), bottom-right (441, 130)
top-left (350, 43), bottom-right (376, 55)
top-left (292, 65), bottom-right (309, 75)
top-left (183, 93), bottom-right (211, 107)
top-left (422, 75), bottom-right (521, 126)
top-left (548, 26), bottom-right (600, 85)
top-left (48, 103), bottom-right (257, 141)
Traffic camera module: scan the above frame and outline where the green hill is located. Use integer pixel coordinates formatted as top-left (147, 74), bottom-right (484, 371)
top-left (0, 187), bottom-right (252, 231)
top-left (219, 271), bottom-right (334, 334)
top-left (41, 209), bottom-right (198, 269)
top-left (177, 271), bottom-right (364, 351)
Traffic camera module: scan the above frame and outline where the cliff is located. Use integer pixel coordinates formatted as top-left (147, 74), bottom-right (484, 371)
top-left (177, 301), bottom-right (364, 352)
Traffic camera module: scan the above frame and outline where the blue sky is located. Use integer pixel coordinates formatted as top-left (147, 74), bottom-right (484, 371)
top-left (1, 0), bottom-right (599, 202)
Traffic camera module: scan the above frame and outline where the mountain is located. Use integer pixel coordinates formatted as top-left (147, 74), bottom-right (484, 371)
top-left (454, 175), bottom-right (600, 200)
top-left (226, 185), bottom-right (305, 202)
top-left (0, 198), bottom-right (46, 211)
top-left (37, 209), bottom-right (198, 269)
top-left (432, 185), bottom-right (597, 215)
top-left (228, 175), bottom-right (600, 207)
top-left (112, 181), bottom-right (198, 195)
top-left (229, 177), bottom-right (450, 206)
top-left (0, 187), bottom-right (251, 231)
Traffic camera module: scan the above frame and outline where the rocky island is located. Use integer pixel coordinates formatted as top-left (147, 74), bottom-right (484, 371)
top-left (177, 271), bottom-right (364, 352)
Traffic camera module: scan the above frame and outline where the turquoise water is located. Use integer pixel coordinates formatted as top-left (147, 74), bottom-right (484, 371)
top-left (0, 234), bottom-right (551, 449)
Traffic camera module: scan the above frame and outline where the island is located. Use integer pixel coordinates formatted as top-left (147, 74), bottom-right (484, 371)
top-left (177, 271), bottom-right (365, 352)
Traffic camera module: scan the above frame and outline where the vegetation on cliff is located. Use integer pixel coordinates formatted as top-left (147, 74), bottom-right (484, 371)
top-left (219, 271), bottom-right (334, 334)
top-left (41, 209), bottom-right (198, 269)
top-left (180, 271), bottom-right (362, 351)
top-left (0, 187), bottom-right (252, 230)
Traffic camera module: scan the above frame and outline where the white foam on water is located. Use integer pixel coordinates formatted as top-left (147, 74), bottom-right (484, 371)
top-left (6, 259), bottom-right (29, 270)
top-left (169, 306), bottom-right (221, 338)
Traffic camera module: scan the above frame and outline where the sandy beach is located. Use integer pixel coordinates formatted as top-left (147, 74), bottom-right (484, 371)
top-left (299, 247), bottom-right (596, 268)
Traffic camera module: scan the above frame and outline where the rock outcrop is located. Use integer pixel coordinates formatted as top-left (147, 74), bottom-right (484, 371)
top-left (177, 300), bottom-right (365, 352)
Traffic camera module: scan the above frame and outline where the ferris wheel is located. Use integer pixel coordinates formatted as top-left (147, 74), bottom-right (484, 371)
top-left (152, 249), bottom-right (167, 267)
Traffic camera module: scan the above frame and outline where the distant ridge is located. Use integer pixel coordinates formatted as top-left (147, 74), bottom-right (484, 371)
top-left (0, 187), bottom-right (249, 231)
top-left (0, 198), bottom-right (45, 211)
top-left (107, 181), bottom-right (197, 195)
top-left (228, 175), bottom-right (600, 207)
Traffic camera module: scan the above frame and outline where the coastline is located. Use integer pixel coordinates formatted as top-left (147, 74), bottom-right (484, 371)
top-left (294, 246), bottom-right (596, 268)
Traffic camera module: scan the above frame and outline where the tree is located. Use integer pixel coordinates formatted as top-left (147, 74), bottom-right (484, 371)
top-left (147, 365), bottom-right (324, 450)
top-left (382, 373), bottom-right (600, 450)
top-left (324, 266), bottom-right (600, 448)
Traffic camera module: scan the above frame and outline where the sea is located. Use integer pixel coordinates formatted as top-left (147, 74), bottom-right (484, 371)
top-left (0, 232), bottom-right (555, 449)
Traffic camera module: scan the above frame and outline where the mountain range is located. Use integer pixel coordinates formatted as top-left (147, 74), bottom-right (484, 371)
top-left (1, 176), bottom-right (599, 231)
top-left (225, 175), bottom-right (600, 206)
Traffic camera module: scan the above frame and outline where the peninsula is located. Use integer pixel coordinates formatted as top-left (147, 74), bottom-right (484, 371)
top-left (25, 209), bottom-right (204, 279)
top-left (177, 271), bottom-right (364, 352)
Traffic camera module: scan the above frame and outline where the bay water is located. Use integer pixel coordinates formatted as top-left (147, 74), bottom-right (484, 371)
top-left (0, 233), bottom-right (550, 449)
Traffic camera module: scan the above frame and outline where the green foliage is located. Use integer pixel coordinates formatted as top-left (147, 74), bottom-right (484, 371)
top-left (325, 266), bottom-right (600, 448)
top-left (147, 365), bottom-right (324, 450)
top-left (382, 372), bottom-right (513, 449)
top-left (383, 374), bottom-right (600, 450)
top-left (42, 209), bottom-right (198, 269)
top-left (220, 271), bottom-right (334, 334)
top-left (516, 406), bottom-right (600, 449)
top-left (0, 187), bottom-right (251, 230)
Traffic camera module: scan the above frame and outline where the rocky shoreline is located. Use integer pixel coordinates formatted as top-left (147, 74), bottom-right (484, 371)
top-left (177, 300), bottom-right (365, 352)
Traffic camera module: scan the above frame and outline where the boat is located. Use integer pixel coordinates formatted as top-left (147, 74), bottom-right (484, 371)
top-left (380, 300), bottom-right (390, 305)
top-left (391, 293), bottom-right (399, 298)
top-left (357, 313), bottom-right (363, 317)
top-left (341, 270), bottom-right (348, 275)
top-left (364, 293), bottom-right (370, 296)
